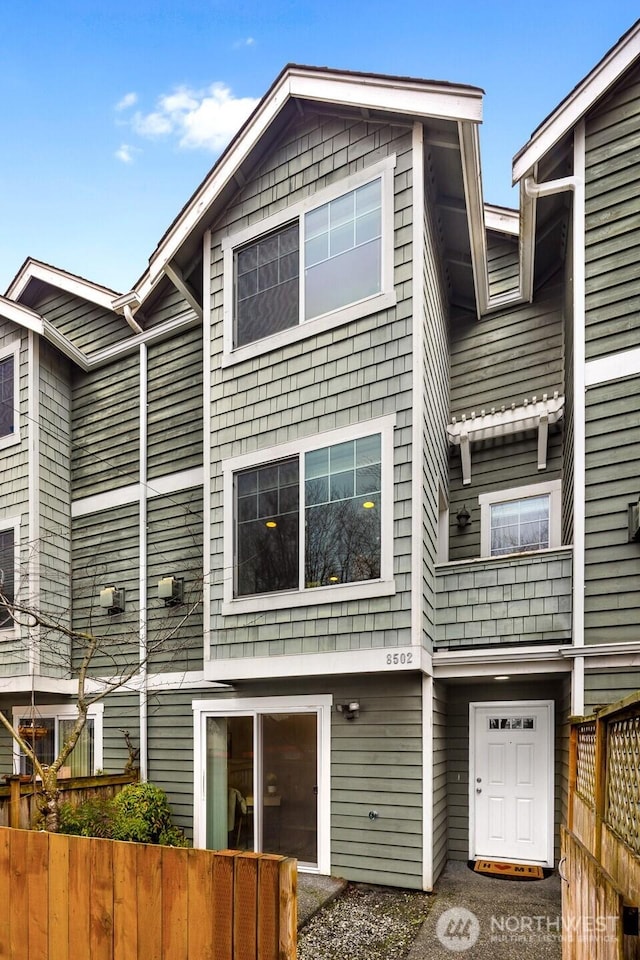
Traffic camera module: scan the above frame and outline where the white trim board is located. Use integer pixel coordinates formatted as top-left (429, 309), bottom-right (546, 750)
top-left (586, 347), bottom-right (640, 387)
top-left (71, 467), bottom-right (204, 518)
top-left (206, 645), bottom-right (430, 682)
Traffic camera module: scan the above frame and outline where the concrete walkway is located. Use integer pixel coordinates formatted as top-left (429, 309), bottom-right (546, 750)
top-left (407, 861), bottom-right (562, 959)
top-left (297, 872), bottom-right (347, 928)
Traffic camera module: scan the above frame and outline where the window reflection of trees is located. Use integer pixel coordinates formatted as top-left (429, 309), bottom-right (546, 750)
top-left (237, 512), bottom-right (299, 596)
top-left (305, 469), bottom-right (380, 587)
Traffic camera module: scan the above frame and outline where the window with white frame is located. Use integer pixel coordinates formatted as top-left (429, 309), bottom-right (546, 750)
top-left (0, 342), bottom-right (19, 448)
top-left (223, 417), bottom-right (394, 611)
top-left (223, 158), bottom-right (396, 360)
top-left (13, 704), bottom-right (103, 778)
top-left (479, 480), bottom-right (562, 558)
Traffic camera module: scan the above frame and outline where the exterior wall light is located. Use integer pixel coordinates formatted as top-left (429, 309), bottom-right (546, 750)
top-left (456, 505), bottom-right (471, 528)
top-left (99, 587), bottom-right (124, 615)
top-left (337, 701), bottom-right (360, 720)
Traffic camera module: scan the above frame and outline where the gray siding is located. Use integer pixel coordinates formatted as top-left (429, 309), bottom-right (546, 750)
top-left (209, 112), bottom-right (415, 660)
top-left (38, 342), bottom-right (72, 654)
top-left (585, 66), bottom-right (640, 360)
top-left (147, 326), bottom-right (203, 480)
top-left (71, 503), bottom-right (140, 675)
top-left (584, 669), bottom-right (640, 713)
top-left (144, 674), bottom-right (423, 889)
top-left (585, 376), bottom-right (640, 643)
top-left (103, 693), bottom-right (140, 773)
top-left (448, 281), bottom-right (565, 562)
top-left (72, 355), bottom-right (140, 498)
top-left (486, 231), bottom-right (519, 299)
top-left (26, 286), bottom-right (128, 357)
top-left (146, 487), bottom-right (203, 673)
top-left (435, 549), bottom-right (572, 649)
top-left (143, 282), bottom-right (193, 330)
top-left (422, 155), bottom-right (450, 649)
top-left (432, 680), bottom-right (447, 883)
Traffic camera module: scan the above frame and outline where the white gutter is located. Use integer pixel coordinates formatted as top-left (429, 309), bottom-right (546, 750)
top-left (523, 122), bottom-right (586, 715)
top-left (139, 343), bottom-right (149, 781)
top-left (123, 304), bottom-right (143, 335)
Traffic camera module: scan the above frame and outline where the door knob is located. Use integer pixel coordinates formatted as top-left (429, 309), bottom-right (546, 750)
top-left (476, 788), bottom-right (482, 794)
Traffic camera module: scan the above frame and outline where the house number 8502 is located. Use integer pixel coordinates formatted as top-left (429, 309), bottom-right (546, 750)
top-left (386, 652), bottom-right (413, 666)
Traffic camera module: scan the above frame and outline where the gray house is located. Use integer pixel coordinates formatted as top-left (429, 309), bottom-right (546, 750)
top-left (0, 21), bottom-right (640, 889)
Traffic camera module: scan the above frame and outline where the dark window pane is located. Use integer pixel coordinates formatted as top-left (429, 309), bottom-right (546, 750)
top-left (330, 470), bottom-right (354, 501)
top-left (355, 464), bottom-right (380, 496)
top-left (235, 459), bottom-right (299, 596)
top-left (0, 529), bottom-right (14, 628)
top-left (235, 224), bottom-right (299, 348)
top-left (0, 357), bottom-right (13, 438)
top-left (305, 498), bottom-right (380, 587)
top-left (305, 476), bottom-right (328, 506)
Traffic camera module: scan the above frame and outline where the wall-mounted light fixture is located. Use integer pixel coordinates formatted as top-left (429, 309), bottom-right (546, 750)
top-left (336, 701), bottom-right (360, 720)
top-left (456, 505), bottom-right (471, 529)
top-left (99, 586), bottom-right (125, 615)
top-left (158, 576), bottom-right (184, 607)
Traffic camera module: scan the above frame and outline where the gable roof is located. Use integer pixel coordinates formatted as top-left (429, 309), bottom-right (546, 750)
top-left (6, 258), bottom-right (121, 311)
top-left (135, 63), bottom-right (485, 304)
top-left (513, 19), bottom-right (640, 183)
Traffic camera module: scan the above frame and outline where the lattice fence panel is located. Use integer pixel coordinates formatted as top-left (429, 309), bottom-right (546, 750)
top-left (575, 721), bottom-right (596, 806)
top-left (606, 715), bottom-right (640, 856)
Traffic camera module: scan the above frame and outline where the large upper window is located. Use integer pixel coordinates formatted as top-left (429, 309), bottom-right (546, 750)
top-left (479, 481), bottom-right (561, 559)
top-left (222, 158), bottom-right (395, 362)
top-left (223, 417), bottom-right (395, 612)
top-left (235, 436), bottom-right (381, 598)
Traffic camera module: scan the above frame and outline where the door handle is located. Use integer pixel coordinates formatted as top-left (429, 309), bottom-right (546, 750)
top-left (476, 788), bottom-right (482, 794)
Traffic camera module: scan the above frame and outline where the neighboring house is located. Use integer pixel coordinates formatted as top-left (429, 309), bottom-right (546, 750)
top-left (0, 22), bottom-right (640, 890)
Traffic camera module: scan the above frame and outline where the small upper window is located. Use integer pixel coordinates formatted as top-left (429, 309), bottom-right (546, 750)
top-left (490, 495), bottom-right (549, 556)
top-left (479, 480), bottom-right (561, 559)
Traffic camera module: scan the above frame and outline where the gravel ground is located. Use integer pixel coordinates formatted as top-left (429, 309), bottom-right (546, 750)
top-left (298, 883), bottom-right (432, 960)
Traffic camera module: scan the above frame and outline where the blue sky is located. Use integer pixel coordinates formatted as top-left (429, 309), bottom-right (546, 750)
top-left (1, 2), bottom-right (638, 294)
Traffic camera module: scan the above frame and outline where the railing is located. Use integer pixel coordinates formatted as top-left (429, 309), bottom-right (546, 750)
top-left (0, 772), bottom-right (137, 830)
top-left (565, 692), bottom-right (640, 959)
top-left (0, 826), bottom-right (297, 959)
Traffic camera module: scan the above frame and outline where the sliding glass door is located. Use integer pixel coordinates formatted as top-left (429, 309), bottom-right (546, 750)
top-left (203, 704), bottom-right (321, 868)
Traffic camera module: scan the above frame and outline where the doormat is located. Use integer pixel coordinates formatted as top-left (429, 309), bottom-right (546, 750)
top-left (472, 859), bottom-right (544, 880)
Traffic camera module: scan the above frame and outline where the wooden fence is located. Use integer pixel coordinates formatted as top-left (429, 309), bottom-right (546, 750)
top-left (0, 826), bottom-right (297, 960)
top-left (565, 692), bottom-right (640, 960)
top-left (0, 773), bottom-right (137, 830)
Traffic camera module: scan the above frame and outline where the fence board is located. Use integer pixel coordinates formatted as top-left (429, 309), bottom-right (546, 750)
top-left (68, 835), bottom-right (91, 960)
top-left (113, 841), bottom-right (137, 960)
top-left (137, 845), bottom-right (162, 960)
top-left (90, 838), bottom-right (114, 960)
top-left (11, 828), bottom-right (29, 960)
top-left (162, 846), bottom-right (189, 960)
top-left (0, 828), bottom-right (11, 960)
top-left (562, 827), bottom-right (624, 960)
top-left (187, 847), bottom-right (215, 960)
top-left (257, 856), bottom-right (280, 960)
top-left (28, 831), bottom-right (49, 960)
top-left (48, 834), bottom-right (69, 960)
top-left (235, 853), bottom-right (260, 960)
top-left (212, 851), bottom-right (236, 960)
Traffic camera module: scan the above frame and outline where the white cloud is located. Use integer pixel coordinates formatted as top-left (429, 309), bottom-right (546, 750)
top-left (115, 92), bottom-right (138, 111)
top-left (233, 36), bottom-right (256, 48)
top-left (115, 144), bottom-right (138, 164)
top-left (131, 83), bottom-right (259, 152)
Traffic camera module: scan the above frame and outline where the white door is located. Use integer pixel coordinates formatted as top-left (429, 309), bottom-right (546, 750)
top-left (470, 701), bottom-right (553, 865)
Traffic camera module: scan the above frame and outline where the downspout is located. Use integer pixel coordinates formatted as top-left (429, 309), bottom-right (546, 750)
top-left (524, 125), bottom-right (586, 716)
top-left (139, 343), bottom-right (149, 780)
top-left (124, 304), bottom-right (143, 335)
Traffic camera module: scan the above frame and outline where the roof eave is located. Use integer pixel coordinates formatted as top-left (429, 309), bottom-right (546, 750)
top-left (513, 19), bottom-right (640, 184)
top-left (141, 66), bottom-right (483, 299)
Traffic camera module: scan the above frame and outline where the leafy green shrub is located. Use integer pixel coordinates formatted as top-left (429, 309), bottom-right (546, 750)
top-left (59, 782), bottom-right (189, 846)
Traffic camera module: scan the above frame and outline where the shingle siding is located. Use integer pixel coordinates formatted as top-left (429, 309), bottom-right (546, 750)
top-left (209, 112), bottom-right (415, 659)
